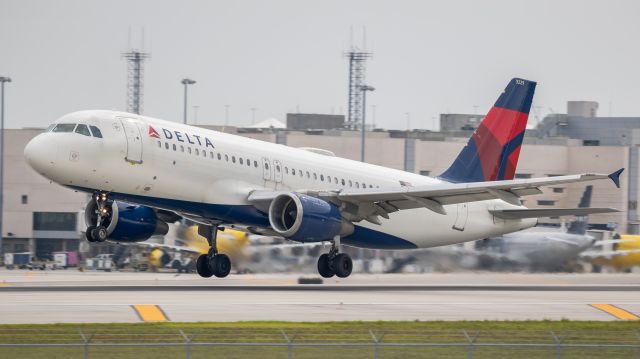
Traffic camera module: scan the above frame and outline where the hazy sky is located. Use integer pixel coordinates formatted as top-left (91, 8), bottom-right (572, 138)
top-left (1, 0), bottom-right (639, 130)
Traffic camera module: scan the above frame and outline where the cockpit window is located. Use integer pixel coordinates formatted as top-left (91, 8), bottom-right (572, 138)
top-left (75, 124), bottom-right (91, 136)
top-left (51, 123), bottom-right (76, 133)
top-left (89, 125), bottom-right (103, 138)
top-left (45, 124), bottom-right (56, 132)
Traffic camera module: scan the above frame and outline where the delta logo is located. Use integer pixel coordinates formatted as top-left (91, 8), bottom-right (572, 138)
top-left (148, 125), bottom-right (215, 149)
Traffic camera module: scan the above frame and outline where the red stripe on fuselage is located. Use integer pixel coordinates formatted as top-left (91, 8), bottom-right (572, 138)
top-left (480, 107), bottom-right (529, 145)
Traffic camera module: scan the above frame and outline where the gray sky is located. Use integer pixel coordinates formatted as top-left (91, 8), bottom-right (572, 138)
top-left (1, 0), bottom-right (639, 130)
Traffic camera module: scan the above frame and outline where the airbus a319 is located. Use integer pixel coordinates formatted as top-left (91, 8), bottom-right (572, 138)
top-left (23, 78), bottom-right (622, 278)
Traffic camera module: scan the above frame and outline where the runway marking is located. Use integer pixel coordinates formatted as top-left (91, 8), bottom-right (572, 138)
top-left (590, 304), bottom-right (639, 320)
top-left (131, 304), bottom-right (169, 322)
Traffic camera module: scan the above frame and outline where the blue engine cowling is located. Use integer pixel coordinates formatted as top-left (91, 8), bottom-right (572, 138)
top-left (268, 193), bottom-right (353, 242)
top-left (84, 199), bottom-right (169, 242)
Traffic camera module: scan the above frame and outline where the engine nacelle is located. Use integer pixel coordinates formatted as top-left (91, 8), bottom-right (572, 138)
top-left (84, 199), bottom-right (169, 242)
top-left (268, 193), bottom-right (353, 242)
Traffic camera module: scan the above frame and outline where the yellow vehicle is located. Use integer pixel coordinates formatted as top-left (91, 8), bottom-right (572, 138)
top-left (591, 234), bottom-right (640, 270)
top-left (147, 226), bottom-right (250, 270)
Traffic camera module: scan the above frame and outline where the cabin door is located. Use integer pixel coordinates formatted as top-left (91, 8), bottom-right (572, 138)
top-left (120, 118), bottom-right (143, 164)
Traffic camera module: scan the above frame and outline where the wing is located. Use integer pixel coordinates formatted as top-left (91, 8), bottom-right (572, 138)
top-left (490, 208), bottom-right (619, 220)
top-left (249, 169), bottom-right (622, 224)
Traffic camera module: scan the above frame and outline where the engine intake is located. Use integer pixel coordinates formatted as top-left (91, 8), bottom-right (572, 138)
top-left (268, 193), bottom-right (353, 242)
top-left (84, 199), bottom-right (169, 242)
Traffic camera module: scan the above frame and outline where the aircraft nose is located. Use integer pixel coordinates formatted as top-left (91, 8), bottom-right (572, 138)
top-left (24, 134), bottom-right (55, 175)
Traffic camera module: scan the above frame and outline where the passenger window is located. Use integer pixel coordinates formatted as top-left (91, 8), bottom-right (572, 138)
top-left (52, 123), bottom-right (76, 133)
top-left (285, 167), bottom-right (289, 174)
top-left (202, 150), bottom-right (206, 157)
top-left (334, 177), bottom-right (338, 184)
top-left (362, 183), bottom-right (366, 188)
top-left (217, 153), bottom-right (221, 160)
top-left (348, 180), bottom-right (352, 187)
top-left (75, 124), bottom-right (91, 136)
top-left (210, 152), bottom-right (214, 158)
top-left (299, 171), bottom-right (303, 177)
top-left (254, 160), bottom-right (258, 167)
top-left (327, 176), bottom-right (331, 183)
top-left (240, 158), bottom-right (244, 165)
top-left (157, 141), bottom-right (162, 148)
top-left (356, 182), bottom-right (360, 188)
top-left (292, 169), bottom-right (296, 175)
top-left (265, 163), bottom-right (269, 170)
top-left (320, 174), bottom-right (324, 181)
top-left (173, 144), bottom-right (177, 151)
top-left (247, 158), bottom-right (251, 166)
top-left (225, 154), bottom-right (229, 162)
top-left (313, 173), bottom-right (317, 180)
top-left (195, 149), bottom-right (200, 156)
top-left (89, 125), bottom-right (103, 138)
top-left (306, 171), bottom-right (310, 178)
top-left (165, 142), bottom-right (169, 149)
top-left (188, 147), bottom-right (192, 154)
top-left (232, 156), bottom-right (236, 163)
top-left (181, 145), bottom-right (184, 152)
top-left (341, 179), bottom-right (345, 186)
top-left (276, 164), bottom-right (281, 172)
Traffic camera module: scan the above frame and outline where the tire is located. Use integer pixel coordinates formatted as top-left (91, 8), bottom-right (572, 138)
top-left (196, 254), bottom-right (214, 278)
top-left (317, 253), bottom-right (334, 278)
top-left (85, 226), bottom-right (96, 242)
top-left (333, 253), bottom-right (353, 278)
top-left (92, 226), bottom-right (108, 242)
top-left (211, 254), bottom-right (231, 278)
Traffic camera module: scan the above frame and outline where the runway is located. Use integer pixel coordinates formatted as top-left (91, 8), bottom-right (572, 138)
top-left (0, 270), bottom-right (639, 323)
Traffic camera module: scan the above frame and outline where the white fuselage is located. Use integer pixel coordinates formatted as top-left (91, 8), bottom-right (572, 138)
top-left (24, 110), bottom-right (536, 249)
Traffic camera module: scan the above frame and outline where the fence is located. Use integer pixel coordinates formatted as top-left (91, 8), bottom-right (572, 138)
top-left (0, 328), bottom-right (638, 358)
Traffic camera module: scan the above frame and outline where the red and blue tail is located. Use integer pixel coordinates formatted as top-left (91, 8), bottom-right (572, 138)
top-left (440, 78), bottom-right (536, 183)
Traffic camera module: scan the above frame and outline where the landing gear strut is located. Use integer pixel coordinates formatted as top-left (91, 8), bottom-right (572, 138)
top-left (317, 237), bottom-right (352, 278)
top-left (86, 192), bottom-right (109, 243)
top-left (196, 225), bottom-right (231, 278)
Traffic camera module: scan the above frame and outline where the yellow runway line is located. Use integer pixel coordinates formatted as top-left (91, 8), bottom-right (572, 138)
top-left (590, 304), bottom-right (639, 320)
top-left (132, 304), bottom-right (169, 322)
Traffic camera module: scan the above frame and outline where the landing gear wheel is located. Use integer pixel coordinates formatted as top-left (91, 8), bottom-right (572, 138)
top-left (211, 254), bottom-right (231, 278)
top-left (85, 226), bottom-right (97, 242)
top-left (196, 254), bottom-right (214, 278)
top-left (317, 253), bottom-right (334, 278)
top-left (333, 253), bottom-right (353, 278)
top-left (92, 226), bottom-right (108, 242)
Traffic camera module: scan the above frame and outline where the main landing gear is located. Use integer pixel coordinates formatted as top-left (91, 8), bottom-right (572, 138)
top-left (86, 192), bottom-right (109, 243)
top-left (196, 225), bottom-right (231, 278)
top-left (317, 236), bottom-right (352, 278)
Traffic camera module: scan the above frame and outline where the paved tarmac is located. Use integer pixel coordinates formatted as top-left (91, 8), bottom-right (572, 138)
top-left (0, 270), bottom-right (638, 323)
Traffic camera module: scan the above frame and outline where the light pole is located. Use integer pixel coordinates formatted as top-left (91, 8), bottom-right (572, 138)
top-left (359, 85), bottom-right (375, 162)
top-left (0, 76), bottom-right (11, 260)
top-left (181, 78), bottom-right (196, 124)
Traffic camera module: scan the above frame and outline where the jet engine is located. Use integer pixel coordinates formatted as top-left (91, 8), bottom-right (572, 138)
top-left (268, 193), bottom-right (353, 242)
top-left (84, 199), bottom-right (169, 242)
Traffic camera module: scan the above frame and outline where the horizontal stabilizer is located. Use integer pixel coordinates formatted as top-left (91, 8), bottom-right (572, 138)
top-left (490, 207), bottom-right (619, 220)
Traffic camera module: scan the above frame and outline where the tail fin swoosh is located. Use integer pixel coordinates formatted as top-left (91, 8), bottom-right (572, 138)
top-left (440, 78), bottom-right (537, 183)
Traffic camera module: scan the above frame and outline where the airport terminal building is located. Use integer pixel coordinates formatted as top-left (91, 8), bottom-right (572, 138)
top-left (1, 102), bottom-right (635, 258)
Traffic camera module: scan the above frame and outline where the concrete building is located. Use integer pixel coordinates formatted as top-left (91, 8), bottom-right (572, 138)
top-left (536, 101), bottom-right (640, 232)
top-left (440, 113), bottom-right (484, 132)
top-left (286, 113), bottom-right (345, 130)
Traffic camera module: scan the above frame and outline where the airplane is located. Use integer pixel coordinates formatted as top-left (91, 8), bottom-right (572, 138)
top-left (471, 185), bottom-right (606, 271)
top-left (589, 234), bottom-right (640, 271)
top-left (23, 77), bottom-right (623, 279)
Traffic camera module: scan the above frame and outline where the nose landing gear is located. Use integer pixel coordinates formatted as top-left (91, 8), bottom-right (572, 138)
top-left (317, 237), bottom-right (352, 278)
top-left (196, 225), bottom-right (231, 278)
top-left (86, 192), bottom-right (110, 243)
